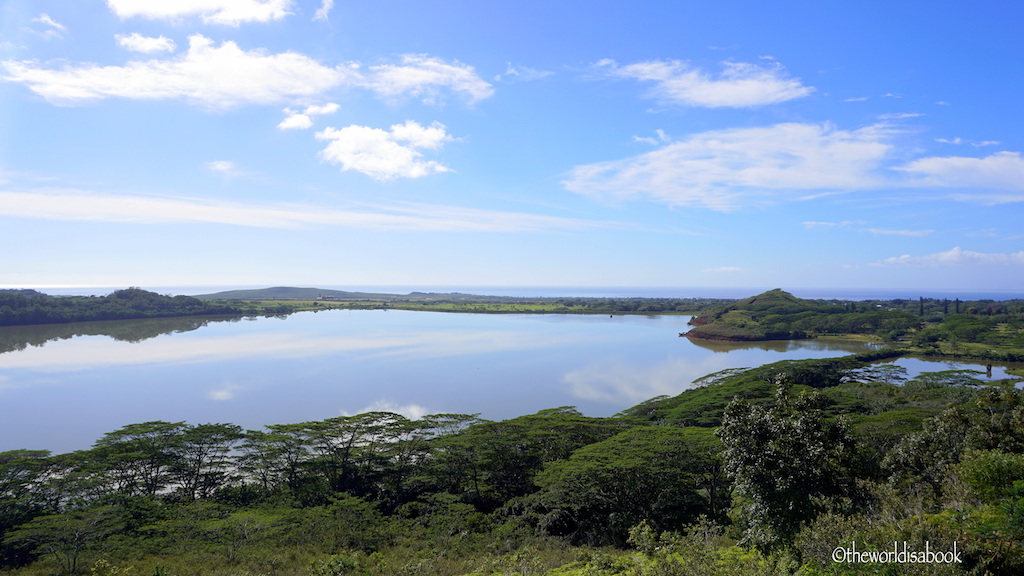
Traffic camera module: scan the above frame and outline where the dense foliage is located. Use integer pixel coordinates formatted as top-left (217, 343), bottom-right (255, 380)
top-left (3, 353), bottom-right (1024, 575)
top-left (0, 289), bottom-right (278, 327)
top-left (686, 289), bottom-right (1024, 349)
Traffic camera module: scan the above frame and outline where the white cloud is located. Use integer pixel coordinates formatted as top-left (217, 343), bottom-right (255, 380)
top-left (702, 266), bottom-right (743, 273)
top-left (208, 382), bottom-right (242, 401)
top-left (564, 122), bottom-right (893, 211)
top-left (866, 228), bottom-right (933, 237)
top-left (596, 59), bottom-right (813, 107)
top-left (363, 54), bottom-right (494, 105)
top-left (897, 151), bottom-right (1024, 191)
top-left (315, 120), bottom-right (453, 180)
top-left (0, 189), bottom-right (614, 232)
top-left (313, 0), bottom-right (334, 21)
top-left (633, 129), bottom-right (671, 146)
top-left (3, 45), bottom-right (489, 111)
top-left (115, 33), bottom-right (176, 54)
top-left (277, 112), bottom-right (313, 130)
top-left (32, 13), bottom-right (66, 31)
top-left (1, 35), bottom-right (354, 109)
top-left (277, 102), bottom-right (339, 130)
top-left (803, 220), bottom-right (866, 229)
top-left (877, 112), bottom-right (924, 120)
top-left (29, 13), bottom-right (65, 39)
top-left (304, 102), bottom-right (339, 116)
top-left (874, 247), bottom-right (1024, 267)
top-left (494, 62), bottom-right (553, 83)
top-left (205, 160), bottom-right (246, 177)
top-left (107, 0), bottom-right (293, 26)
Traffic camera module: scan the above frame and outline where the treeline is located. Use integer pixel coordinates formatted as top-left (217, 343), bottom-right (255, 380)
top-left (688, 289), bottom-right (1024, 345)
top-left (3, 355), bottom-right (1024, 574)
top-left (382, 296), bottom-right (736, 314)
top-left (0, 289), bottom-right (285, 327)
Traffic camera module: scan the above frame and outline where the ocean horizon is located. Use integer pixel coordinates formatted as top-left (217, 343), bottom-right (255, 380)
top-left (12, 284), bottom-right (1024, 302)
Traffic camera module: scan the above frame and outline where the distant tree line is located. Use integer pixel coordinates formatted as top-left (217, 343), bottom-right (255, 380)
top-left (0, 288), bottom-right (274, 327)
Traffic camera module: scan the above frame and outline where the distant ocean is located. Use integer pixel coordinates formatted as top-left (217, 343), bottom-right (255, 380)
top-left (27, 285), bottom-right (1024, 301)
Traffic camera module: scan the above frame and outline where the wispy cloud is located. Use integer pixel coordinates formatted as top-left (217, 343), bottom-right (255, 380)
top-left (866, 228), bottom-right (933, 237)
top-left (897, 151), bottom-right (1024, 192)
top-left (877, 112), bottom-right (923, 120)
top-left (33, 13), bottom-right (66, 31)
top-left (316, 120), bottom-right (454, 180)
top-left (313, 0), bottom-right (334, 21)
top-left (205, 160), bottom-right (247, 178)
top-left (803, 220), bottom-right (865, 229)
top-left (115, 33), bottom-right (176, 54)
top-left (633, 129), bottom-right (671, 146)
top-left (362, 54), bottom-right (493, 105)
top-left (873, 247), bottom-right (1024, 267)
top-left (208, 382), bottom-right (242, 401)
top-left (106, 0), bottom-right (294, 26)
top-left (702, 266), bottom-right (743, 273)
top-left (594, 59), bottom-right (813, 108)
top-left (494, 62), bottom-right (553, 83)
top-left (29, 13), bottom-right (66, 40)
top-left (0, 189), bottom-right (617, 232)
top-left (936, 137), bottom-right (1002, 147)
top-left (564, 122), bottom-right (893, 211)
top-left (566, 120), bottom-right (1024, 211)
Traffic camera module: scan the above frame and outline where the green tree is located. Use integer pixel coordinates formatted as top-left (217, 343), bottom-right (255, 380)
top-left (92, 421), bottom-right (187, 498)
top-left (532, 426), bottom-right (724, 545)
top-left (718, 383), bottom-right (860, 552)
top-left (172, 423), bottom-right (245, 501)
top-left (3, 505), bottom-right (121, 574)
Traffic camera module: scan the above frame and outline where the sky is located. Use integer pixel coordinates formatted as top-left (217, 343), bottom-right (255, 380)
top-left (1, 0), bottom-right (1023, 295)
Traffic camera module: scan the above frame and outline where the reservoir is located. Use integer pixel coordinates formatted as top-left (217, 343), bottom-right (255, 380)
top-left (0, 309), bottom-right (1011, 453)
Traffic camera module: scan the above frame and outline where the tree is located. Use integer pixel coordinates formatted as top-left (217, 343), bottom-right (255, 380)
top-left (173, 423), bottom-right (245, 501)
top-left (532, 426), bottom-right (724, 545)
top-left (3, 505), bottom-right (121, 574)
top-left (717, 382), bottom-right (860, 552)
top-left (91, 421), bottom-right (187, 497)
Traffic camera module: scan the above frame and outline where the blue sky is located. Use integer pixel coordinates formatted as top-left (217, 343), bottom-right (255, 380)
top-left (1, 0), bottom-right (1023, 294)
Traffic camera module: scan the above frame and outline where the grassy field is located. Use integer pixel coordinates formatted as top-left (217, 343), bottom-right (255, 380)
top-left (239, 299), bottom-right (708, 315)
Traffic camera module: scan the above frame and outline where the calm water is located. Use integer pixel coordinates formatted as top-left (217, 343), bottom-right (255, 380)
top-left (0, 310), bottom-right (1011, 453)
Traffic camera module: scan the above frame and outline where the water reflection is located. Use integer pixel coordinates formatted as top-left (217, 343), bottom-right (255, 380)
top-left (563, 355), bottom-right (739, 405)
top-left (683, 336), bottom-right (880, 354)
top-left (0, 326), bottom-right (595, 372)
top-left (0, 315), bottom-right (246, 354)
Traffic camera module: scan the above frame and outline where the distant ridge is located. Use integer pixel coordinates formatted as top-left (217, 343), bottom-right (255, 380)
top-left (194, 286), bottom-right (398, 300)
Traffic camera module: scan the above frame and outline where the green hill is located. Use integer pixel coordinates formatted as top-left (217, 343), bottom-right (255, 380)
top-left (194, 286), bottom-right (396, 300)
top-left (684, 288), bottom-right (920, 341)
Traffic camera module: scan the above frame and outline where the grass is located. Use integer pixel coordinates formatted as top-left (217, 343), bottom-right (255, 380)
top-left (238, 299), bottom-right (702, 315)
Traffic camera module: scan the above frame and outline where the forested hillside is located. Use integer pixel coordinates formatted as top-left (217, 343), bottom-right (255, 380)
top-left (0, 289), bottom-right (273, 327)
top-left (685, 290), bottom-right (1024, 360)
top-left (3, 354), bottom-right (1024, 575)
